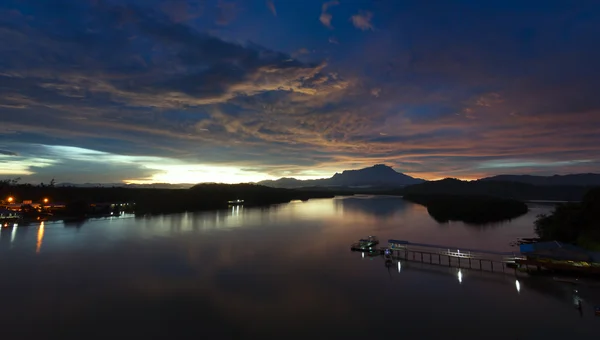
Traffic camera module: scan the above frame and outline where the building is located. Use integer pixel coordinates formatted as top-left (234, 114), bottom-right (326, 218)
top-left (0, 209), bottom-right (21, 220)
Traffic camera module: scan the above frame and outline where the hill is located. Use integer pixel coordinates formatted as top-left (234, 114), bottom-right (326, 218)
top-left (403, 193), bottom-right (528, 225)
top-left (401, 178), bottom-right (589, 201)
top-left (480, 173), bottom-right (600, 186)
top-left (535, 187), bottom-right (600, 250)
top-left (258, 164), bottom-right (424, 189)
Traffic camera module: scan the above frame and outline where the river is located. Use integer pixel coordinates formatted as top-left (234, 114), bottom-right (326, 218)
top-left (0, 196), bottom-right (598, 339)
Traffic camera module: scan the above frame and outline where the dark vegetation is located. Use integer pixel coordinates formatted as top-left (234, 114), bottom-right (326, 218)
top-left (403, 193), bottom-right (529, 225)
top-left (481, 173), bottom-right (600, 186)
top-left (534, 187), bottom-right (600, 250)
top-left (2, 176), bottom-right (595, 228)
top-left (1, 179), bottom-right (335, 218)
top-left (296, 178), bottom-right (590, 202)
top-left (398, 178), bottom-right (589, 201)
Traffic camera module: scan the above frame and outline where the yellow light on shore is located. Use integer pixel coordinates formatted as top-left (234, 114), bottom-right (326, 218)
top-left (7, 196), bottom-right (14, 203)
top-left (43, 198), bottom-right (49, 204)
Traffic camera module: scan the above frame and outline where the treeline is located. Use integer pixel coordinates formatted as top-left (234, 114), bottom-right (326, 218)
top-left (534, 187), bottom-right (600, 250)
top-left (398, 178), bottom-right (590, 201)
top-left (403, 193), bottom-right (529, 225)
top-left (297, 178), bottom-right (591, 201)
top-left (0, 183), bottom-right (335, 215)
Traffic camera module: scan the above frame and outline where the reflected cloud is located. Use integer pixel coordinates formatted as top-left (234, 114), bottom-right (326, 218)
top-left (334, 196), bottom-right (407, 219)
top-left (0, 197), bottom-right (597, 337)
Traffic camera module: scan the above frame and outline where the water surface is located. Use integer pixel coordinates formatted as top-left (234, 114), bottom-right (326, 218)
top-left (1, 196), bottom-right (598, 339)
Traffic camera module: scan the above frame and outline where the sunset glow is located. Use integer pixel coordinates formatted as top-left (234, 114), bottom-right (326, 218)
top-left (0, 0), bottom-right (598, 184)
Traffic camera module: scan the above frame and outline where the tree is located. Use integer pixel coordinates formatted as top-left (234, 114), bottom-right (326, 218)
top-left (534, 187), bottom-right (600, 250)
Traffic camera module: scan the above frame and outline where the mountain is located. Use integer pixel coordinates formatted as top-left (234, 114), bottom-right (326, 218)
top-left (258, 164), bottom-right (425, 189)
top-left (480, 174), bottom-right (600, 187)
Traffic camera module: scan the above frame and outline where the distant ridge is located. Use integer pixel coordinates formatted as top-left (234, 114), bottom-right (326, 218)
top-left (258, 164), bottom-right (425, 189)
top-left (403, 178), bottom-right (590, 201)
top-left (480, 173), bottom-right (600, 187)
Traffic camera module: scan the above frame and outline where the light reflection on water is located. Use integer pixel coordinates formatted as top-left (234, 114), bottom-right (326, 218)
top-left (0, 196), bottom-right (599, 338)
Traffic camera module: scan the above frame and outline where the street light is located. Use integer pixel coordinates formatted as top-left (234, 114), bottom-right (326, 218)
top-left (7, 196), bottom-right (14, 203)
top-left (43, 198), bottom-right (49, 204)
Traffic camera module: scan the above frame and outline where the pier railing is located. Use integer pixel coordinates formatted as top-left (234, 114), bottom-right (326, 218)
top-left (387, 239), bottom-right (525, 273)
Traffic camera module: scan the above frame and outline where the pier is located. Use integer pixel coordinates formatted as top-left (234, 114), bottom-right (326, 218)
top-left (383, 239), bottom-right (524, 274)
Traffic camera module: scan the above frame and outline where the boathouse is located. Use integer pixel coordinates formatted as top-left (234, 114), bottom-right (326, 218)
top-left (520, 241), bottom-right (600, 265)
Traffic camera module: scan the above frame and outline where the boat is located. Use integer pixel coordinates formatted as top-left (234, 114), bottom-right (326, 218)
top-left (350, 236), bottom-right (379, 251)
top-left (227, 199), bottom-right (244, 205)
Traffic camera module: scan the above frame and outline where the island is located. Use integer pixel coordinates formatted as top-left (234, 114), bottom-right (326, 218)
top-left (403, 193), bottom-right (529, 225)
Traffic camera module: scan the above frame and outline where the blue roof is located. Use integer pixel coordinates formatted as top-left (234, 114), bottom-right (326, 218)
top-left (520, 241), bottom-right (585, 253)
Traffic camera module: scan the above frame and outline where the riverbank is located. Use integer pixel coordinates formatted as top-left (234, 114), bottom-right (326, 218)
top-left (1, 183), bottom-right (338, 221)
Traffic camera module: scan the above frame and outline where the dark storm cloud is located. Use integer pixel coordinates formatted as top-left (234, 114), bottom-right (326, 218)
top-left (26, 158), bottom-right (158, 184)
top-left (0, 149), bottom-right (18, 156)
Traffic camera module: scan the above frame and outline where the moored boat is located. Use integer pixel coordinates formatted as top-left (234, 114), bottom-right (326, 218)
top-left (350, 235), bottom-right (379, 251)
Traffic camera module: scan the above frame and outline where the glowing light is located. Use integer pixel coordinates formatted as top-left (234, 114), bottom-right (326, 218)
top-left (458, 270), bottom-right (463, 283)
top-left (36, 222), bottom-right (45, 254)
top-left (126, 164), bottom-right (276, 184)
top-left (362, 252), bottom-right (365, 258)
top-left (7, 196), bottom-right (14, 203)
top-left (11, 225), bottom-right (17, 244)
top-left (43, 198), bottom-right (49, 204)
top-left (515, 280), bottom-right (521, 293)
top-left (397, 261), bottom-right (402, 273)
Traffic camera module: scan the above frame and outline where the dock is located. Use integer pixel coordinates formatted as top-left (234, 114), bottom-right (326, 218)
top-left (353, 237), bottom-right (600, 277)
top-left (379, 239), bottom-right (524, 274)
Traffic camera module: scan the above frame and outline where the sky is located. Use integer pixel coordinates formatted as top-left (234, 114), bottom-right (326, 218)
top-left (1, 0), bottom-right (599, 184)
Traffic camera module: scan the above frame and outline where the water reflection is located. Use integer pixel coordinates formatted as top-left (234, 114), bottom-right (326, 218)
top-left (11, 225), bottom-right (17, 245)
top-left (36, 222), bottom-right (44, 253)
top-left (0, 197), bottom-right (598, 338)
top-left (334, 195), bottom-right (407, 218)
top-left (379, 255), bottom-right (600, 320)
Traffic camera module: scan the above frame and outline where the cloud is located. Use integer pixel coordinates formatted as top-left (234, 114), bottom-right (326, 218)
top-left (215, 0), bottom-right (238, 25)
top-left (160, 0), bottom-right (204, 23)
top-left (291, 47), bottom-right (310, 58)
top-left (0, 149), bottom-right (18, 156)
top-left (319, 1), bottom-right (339, 28)
top-left (350, 11), bottom-right (374, 31)
top-left (1, 1), bottom-right (600, 182)
top-left (266, 0), bottom-right (277, 17)
top-left (0, 3), bottom-right (346, 111)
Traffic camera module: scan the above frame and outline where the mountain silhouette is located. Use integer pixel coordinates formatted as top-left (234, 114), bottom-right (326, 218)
top-left (480, 173), bottom-right (600, 186)
top-left (258, 164), bottom-right (424, 188)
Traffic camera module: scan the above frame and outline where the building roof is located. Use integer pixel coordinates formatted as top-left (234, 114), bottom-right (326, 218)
top-left (520, 241), bottom-right (595, 262)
